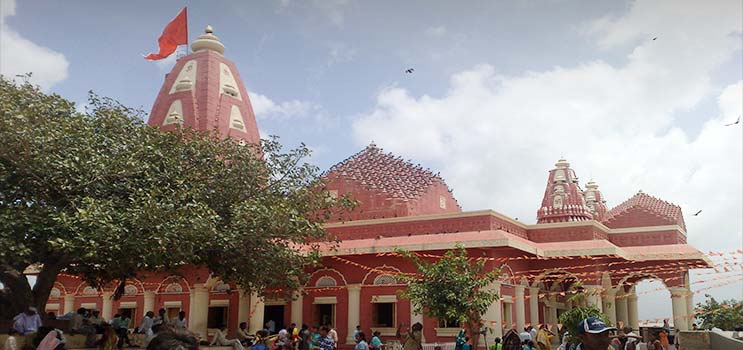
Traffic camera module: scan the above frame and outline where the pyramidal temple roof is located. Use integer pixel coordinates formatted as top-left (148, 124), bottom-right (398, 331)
top-left (603, 191), bottom-right (686, 230)
top-left (147, 26), bottom-right (261, 146)
top-left (325, 143), bottom-right (456, 202)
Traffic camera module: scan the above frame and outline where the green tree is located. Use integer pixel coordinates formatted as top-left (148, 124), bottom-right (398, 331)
top-left (558, 305), bottom-right (608, 346)
top-left (695, 294), bottom-right (743, 331)
top-left (396, 245), bottom-right (501, 349)
top-left (0, 76), bottom-right (351, 318)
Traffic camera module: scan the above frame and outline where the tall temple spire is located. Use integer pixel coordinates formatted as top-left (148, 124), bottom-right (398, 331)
top-left (536, 158), bottom-right (593, 223)
top-left (147, 25), bottom-right (261, 146)
top-left (584, 180), bottom-right (608, 221)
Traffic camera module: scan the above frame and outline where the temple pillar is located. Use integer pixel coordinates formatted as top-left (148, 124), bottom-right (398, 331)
top-left (669, 287), bottom-right (689, 331)
top-left (346, 284), bottom-right (361, 344)
top-left (238, 289), bottom-right (250, 328)
top-left (291, 290), bottom-right (303, 326)
top-left (483, 281), bottom-right (502, 340)
top-left (584, 285), bottom-right (603, 313)
top-left (189, 284), bottom-right (210, 339)
top-left (143, 291), bottom-right (156, 314)
top-left (514, 285), bottom-right (526, 331)
top-left (547, 296), bottom-right (558, 325)
top-left (249, 292), bottom-right (265, 333)
top-left (529, 287), bottom-right (539, 324)
top-left (101, 292), bottom-right (113, 321)
top-left (615, 289), bottom-right (628, 327)
top-left (602, 289), bottom-right (617, 326)
top-left (627, 292), bottom-right (639, 331)
top-left (686, 292), bottom-right (695, 329)
top-left (64, 295), bottom-right (75, 314)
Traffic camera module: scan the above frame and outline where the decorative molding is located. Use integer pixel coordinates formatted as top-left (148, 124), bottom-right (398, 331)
top-left (434, 328), bottom-right (460, 337)
top-left (313, 296), bottom-right (338, 304)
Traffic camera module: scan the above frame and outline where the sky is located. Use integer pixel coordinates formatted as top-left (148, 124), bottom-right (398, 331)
top-left (1, 0), bottom-right (741, 322)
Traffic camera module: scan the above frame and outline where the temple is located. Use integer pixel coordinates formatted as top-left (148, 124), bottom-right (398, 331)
top-left (50, 27), bottom-right (711, 346)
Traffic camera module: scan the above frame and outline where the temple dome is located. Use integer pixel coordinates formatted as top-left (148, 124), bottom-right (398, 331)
top-left (323, 143), bottom-right (460, 221)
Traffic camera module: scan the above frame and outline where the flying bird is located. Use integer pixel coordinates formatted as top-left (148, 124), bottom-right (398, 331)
top-left (405, 68), bottom-right (414, 74)
top-left (693, 210), bottom-right (702, 216)
top-left (652, 37), bottom-right (658, 40)
top-left (724, 115), bottom-right (741, 126)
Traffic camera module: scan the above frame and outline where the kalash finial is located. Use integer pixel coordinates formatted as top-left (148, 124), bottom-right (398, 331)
top-left (191, 24), bottom-right (224, 55)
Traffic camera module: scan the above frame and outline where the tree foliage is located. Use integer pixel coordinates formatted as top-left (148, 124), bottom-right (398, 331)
top-left (396, 245), bottom-right (501, 348)
top-left (695, 294), bottom-right (743, 331)
top-left (558, 305), bottom-right (608, 345)
top-left (0, 76), bottom-right (351, 318)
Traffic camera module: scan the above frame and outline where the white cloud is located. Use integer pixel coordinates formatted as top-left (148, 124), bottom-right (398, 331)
top-left (249, 92), bottom-right (320, 120)
top-left (327, 43), bottom-right (357, 66)
top-left (425, 26), bottom-right (447, 36)
top-left (0, 0), bottom-right (69, 89)
top-left (353, 0), bottom-right (742, 317)
top-left (312, 0), bottom-right (349, 27)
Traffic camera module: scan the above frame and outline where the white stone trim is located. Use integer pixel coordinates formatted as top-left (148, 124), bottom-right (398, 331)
top-left (362, 265), bottom-right (402, 285)
top-left (209, 299), bottom-right (230, 307)
top-left (163, 301), bottom-right (182, 308)
top-left (307, 268), bottom-right (348, 286)
top-left (264, 299), bottom-right (287, 306)
top-left (119, 302), bottom-right (137, 308)
top-left (502, 296), bottom-right (514, 303)
top-left (323, 210), bottom-right (526, 229)
top-left (313, 296), bottom-right (338, 304)
top-left (371, 295), bottom-right (397, 303)
top-left (81, 303), bottom-right (98, 309)
top-left (46, 303), bottom-right (60, 311)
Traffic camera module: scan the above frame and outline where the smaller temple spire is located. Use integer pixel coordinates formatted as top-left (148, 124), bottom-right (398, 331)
top-left (584, 180), bottom-right (608, 221)
top-left (536, 158), bottom-right (593, 224)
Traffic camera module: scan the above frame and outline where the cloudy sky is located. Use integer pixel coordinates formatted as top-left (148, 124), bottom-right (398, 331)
top-left (1, 0), bottom-right (741, 321)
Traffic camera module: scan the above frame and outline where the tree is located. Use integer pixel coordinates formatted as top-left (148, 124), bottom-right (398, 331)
top-left (396, 245), bottom-right (501, 350)
top-left (558, 305), bottom-right (608, 346)
top-left (695, 294), bottom-right (743, 331)
top-left (0, 76), bottom-right (352, 318)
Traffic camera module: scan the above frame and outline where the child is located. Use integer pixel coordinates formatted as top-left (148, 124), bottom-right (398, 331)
top-left (370, 331), bottom-right (383, 350)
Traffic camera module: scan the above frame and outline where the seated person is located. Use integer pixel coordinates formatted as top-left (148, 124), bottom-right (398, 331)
top-left (210, 325), bottom-right (245, 350)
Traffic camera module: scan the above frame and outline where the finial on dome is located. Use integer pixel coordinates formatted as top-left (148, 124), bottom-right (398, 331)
top-left (191, 24), bottom-right (225, 55)
top-left (555, 158), bottom-right (570, 169)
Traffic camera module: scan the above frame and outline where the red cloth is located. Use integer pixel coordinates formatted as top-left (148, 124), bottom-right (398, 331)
top-left (145, 7), bottom-right (188, 60)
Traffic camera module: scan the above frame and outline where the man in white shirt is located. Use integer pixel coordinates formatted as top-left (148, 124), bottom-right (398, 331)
top-left (12, 307), bottom-right (43, 335)
top-left (173, 311), bottom-right (188, 329)
top-left (138, 311), bottom-right (156, 346)
top-left (327, 325), bottom-right (338, 350)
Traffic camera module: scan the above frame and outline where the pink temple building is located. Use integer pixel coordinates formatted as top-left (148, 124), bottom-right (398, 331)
top-left (50, 27), bottom-right (710, 346)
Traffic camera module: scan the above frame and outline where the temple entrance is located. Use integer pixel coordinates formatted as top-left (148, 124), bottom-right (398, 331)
top-left (313, 303), bottom-right (335, 327)
top-left (264, 305), bottom-right (285, 334)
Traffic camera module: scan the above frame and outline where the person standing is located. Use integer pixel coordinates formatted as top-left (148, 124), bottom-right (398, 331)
top-left (138, 311), bottom-right (156, 347)
top-left (173, 311), bottom-right (187, 329)
top-left (396, 323), bottom-right (423, 350)
top-left (4, 329), bottom-right (19, 350)
top-left (319, 326), bottom-right (336, 350)
top-left (536, 324), bottom-right (553, 350)
top-left (370, 331), bottom-right (383, 350)
top-left (327, 324), bottom-right (338, 350)
top-left (153, 309), bottom-right (169, 327)
top-left (575, 317), bottom-right (616, 350)
top-left (355, 332), bottom-right (369, 350)
top-left (13, 307), bottom-right (43, 335)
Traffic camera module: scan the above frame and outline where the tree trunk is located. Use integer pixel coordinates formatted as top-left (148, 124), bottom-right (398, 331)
top-left (466, 319), bottom-right (482, 350)
top-left (0, 261), bottom-right (62, 319)
top-left (0, 264), bottom-right (34, 319)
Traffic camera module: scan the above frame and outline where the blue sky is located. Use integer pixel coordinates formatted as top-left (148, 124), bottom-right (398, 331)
top-left (2, 0), bottom-right (741, 321)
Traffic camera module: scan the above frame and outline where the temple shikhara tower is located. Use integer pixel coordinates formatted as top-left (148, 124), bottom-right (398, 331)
top-left (51, 27), bottom-right (711, 346)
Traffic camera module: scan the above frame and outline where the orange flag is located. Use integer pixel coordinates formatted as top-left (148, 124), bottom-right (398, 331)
top-left (145, 7), bottom-right (188, 60)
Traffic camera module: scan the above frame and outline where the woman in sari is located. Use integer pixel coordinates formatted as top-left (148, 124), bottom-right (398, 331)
top-left (98, 324), bottom-right (118, 350)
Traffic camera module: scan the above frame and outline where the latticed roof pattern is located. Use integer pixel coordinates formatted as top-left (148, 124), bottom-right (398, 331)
top-left (325, 143), bottom-right (457, 203)
top-left (603, 192), bottom-right (685, 229)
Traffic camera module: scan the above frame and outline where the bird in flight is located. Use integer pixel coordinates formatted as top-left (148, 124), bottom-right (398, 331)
top-left (405, 68), bottom-right (414, 74)
top-left (693, 210), bottom-right (702, 216)
top-left (652, 37), bottom-right (658, 40)
top-left (724, 115), bottom-right (741, 126)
